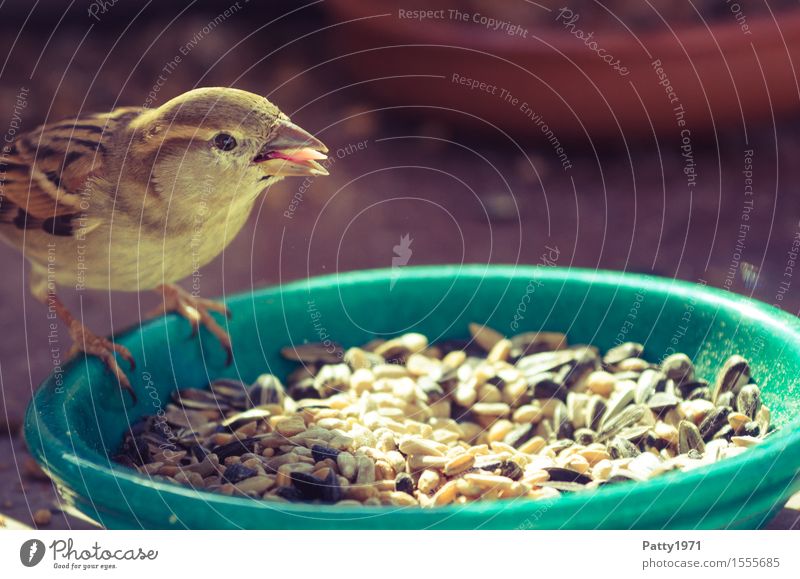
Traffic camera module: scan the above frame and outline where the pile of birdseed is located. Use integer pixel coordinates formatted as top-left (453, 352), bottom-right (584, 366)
top-left (116, 324), bottom-right (773, 507)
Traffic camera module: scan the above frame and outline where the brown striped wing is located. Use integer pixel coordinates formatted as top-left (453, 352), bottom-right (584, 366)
top-left (0, 107), bottom-right (139, 236)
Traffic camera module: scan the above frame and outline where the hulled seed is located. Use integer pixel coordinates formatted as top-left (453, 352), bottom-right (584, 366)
top-left (432, 480), bottom-right (459, 505)
top-left (727, 412), bottom-right (749, 434)
top-left (585, 371), bottom-right (616, 397)
top-left (337, 451), bottom-right (357, 480)
top-left (444, 453), bottom-right (475, 476)
top-left (417, 469), bottom-right (441, 494)
top-left (355, 456), bottom-right (376, 485)
top-left (116, 324), bottom-right (774, 508)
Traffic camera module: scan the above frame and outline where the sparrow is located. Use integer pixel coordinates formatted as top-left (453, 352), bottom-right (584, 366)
top-left (0, 87), bottom-right (329, 401)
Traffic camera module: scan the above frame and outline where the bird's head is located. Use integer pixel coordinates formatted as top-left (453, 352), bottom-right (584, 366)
top-left (130, 87), bottom-right (328, 203)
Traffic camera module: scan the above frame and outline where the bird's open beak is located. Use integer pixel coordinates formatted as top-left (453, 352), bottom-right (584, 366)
top-left (252, 120), bottom-right (329, 177)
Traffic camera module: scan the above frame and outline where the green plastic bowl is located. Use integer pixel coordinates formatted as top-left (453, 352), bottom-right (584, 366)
top-left (24, 265), bottom-right (800, 529)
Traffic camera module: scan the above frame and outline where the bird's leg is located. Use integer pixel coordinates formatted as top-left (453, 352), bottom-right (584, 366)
top-left (149, 284), bottom-right (232, 364)
top-left (49, 294), bottom-right (137, 401)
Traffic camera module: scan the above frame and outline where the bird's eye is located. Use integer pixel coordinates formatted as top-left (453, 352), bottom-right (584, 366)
top-left (213, 133), bottom-right (237, 151)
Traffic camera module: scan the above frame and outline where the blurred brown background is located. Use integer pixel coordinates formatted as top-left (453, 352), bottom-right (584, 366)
top-left (1, 0), bottom-right (800, 528)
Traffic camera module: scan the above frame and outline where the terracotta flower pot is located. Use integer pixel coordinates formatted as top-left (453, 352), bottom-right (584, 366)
top-left (324, 2), bottom-right (800, 141)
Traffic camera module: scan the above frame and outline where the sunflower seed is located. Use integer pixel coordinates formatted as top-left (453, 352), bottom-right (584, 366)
top-left (558, 348), bottom-right (599, 389)
top-left (247, 374), bottom-right (286, 407)
top-left (526, 372), bottom-right (568, 401)
top-left (602, 473), bottom-right (640, 485)
top-left (712, 355), bottom-right (750, 404)
top-left (716, 391), bottom-right (735, 409)
top-left (607, 436), bottom-right (640, 459)
top-left (603, 342), bottom-right (644, 365)
top-left (172, 389), bottom-right (224, 411)
top-left (504, 423), bottom-right (536, 448)
top-left (600, 381), bottom-right (636, 426)
top-left (678, 420), bottom-right (705, 454)
top-left (290, 472), bottom-right (328, 500)
top-left (742, 421), bottom-right (761, 437)
top-left (281, 343), bottom-right (344, 364)
top-left (542, 467), bottom-right (593, 485)
top-left (687, 385), bottom-right (712, 401)
top-left (313, 364), bottom-right (351, 397)
top-left (661, 353), bottom-right (694, 384)
top-left (598, 404), bottom-right (646, 441)
top-left (617, 425), bottom-right (651, 443)
top-left (275, 485), bottom-right (303, 501)
top-left (647, 392), bottom-right (680, 413)
top-left (498, 460), bottom-right (523, 480)
top-left (755, 406), bottom-right (770, 437)
top-left (553, 402), bottom-right (574, 440)
top-left (736, 384), bottom-right (761, 419)
top-left (586, 396), bottom-right (607, 431)
top-left (538, 481), bottom-right (588, 493)
top-left (712, 424), bottom-right (734, 441)
top-left (509, 332), bottom-right (567, 360)
top-left (311, 444), bottom-right (340, 463)
top-left (698, 406), bottom-right (732, 442)
top-left (374, 333), bottom-right (429, 360)
top-left (211, 437), bottom-right (259, 462)
top-left (574, 428), bottom-right (597, 445)
top-left (287, 379), bottom-right (321, 401)
top-left (635, 369), bottom-right (661, 404)
top-left (517, 350), bottom-right (577, 376)
top-left (223, 463), bottom-right (258, 484)
top-left (344, 347), bottom-right (384, 370)
top-left (209, 378), bottom-right (248, 399)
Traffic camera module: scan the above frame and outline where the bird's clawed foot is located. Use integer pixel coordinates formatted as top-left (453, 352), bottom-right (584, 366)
top-left (66, 320), bottom-right (137, 402)
top-left (151, 284), bottom-right (233, 364)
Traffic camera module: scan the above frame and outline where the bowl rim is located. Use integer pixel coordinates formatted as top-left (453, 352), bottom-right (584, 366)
top-left (25, 265), bottom-right (800, 526)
